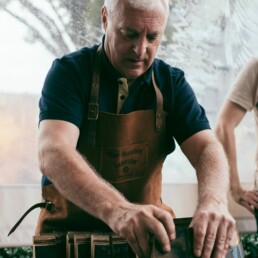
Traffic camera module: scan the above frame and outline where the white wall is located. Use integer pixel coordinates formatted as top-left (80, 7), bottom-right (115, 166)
top-left (0, 184), bottom-right (255, 247)
top-left (0, 185), bottom-right (41, 247)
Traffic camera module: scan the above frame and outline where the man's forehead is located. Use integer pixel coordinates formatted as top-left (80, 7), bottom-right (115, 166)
top-left (116, 12), bottom-right (165, 30)
top-left (119, 26), bottom-right (161, 35)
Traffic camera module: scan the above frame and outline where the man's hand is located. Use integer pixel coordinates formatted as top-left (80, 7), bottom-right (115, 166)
top-left (179, 130), bottom-right (237, 257)
top-left (233, 188), bottom-right (258, 214)
top-left (191, 203), bottom-right (236, 258)
top-left (107, 203), bottom-right (175, 258)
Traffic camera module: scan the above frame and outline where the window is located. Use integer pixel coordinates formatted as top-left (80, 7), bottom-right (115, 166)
top-left (1, 0), bottom-right (258, 185)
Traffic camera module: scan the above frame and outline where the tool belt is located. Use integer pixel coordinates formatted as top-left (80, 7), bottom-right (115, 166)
top-left (33, 232), bottom-right (135, 258)
top-left (32, 218), bottom-right (245, 258)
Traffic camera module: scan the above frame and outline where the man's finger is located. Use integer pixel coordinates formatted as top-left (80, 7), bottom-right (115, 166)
top-left (201, 213), bottom-right (220, 258)
top-left (212, 217), bottom-right (228, 258)
top-left (126, 231), bottom-right (144, 258)
top-left (148, 214), bottom-right (171, 253)
top-left (153, 209), bottom-right (176, 240)
top-left (242, 201), bottom-right (254, 214)
top-left (222, 220), bottom-right (236, 257)
top-left (192, 212), bottom-right (208, 257)
top-left (133, 227), bottom-right (151, 257)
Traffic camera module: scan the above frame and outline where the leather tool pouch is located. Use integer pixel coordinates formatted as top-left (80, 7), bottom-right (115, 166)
top-left (33, 232), bottom-right (66, 258)
top-left (32, 217), bottom-right (245, 258)
top-left (33, 232), bottom-right (136, 258)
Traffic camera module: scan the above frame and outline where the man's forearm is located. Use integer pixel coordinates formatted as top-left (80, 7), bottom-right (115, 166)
top-left (195, 142), bottom-right (229, 206)
top-left (39, 144), bottom-right (128, 224)
top-left (181, 131), bottom-right (236, 258)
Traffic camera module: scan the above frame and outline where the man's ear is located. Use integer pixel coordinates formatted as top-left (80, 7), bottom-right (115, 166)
top-left (101, 6), bottom-right (108, 31)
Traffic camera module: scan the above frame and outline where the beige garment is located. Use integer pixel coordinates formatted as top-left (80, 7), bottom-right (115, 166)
top-left (227, 57), bottom-right (258, 186)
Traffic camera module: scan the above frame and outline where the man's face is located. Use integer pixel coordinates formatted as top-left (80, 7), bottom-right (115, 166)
top-left (102, 2), bottom-right (167, 79)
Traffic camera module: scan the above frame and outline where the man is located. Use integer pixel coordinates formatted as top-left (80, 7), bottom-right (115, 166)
top-left (215, 57), bottom-right (258, 229)
top-left (36, 0), bottom-right (235, 257)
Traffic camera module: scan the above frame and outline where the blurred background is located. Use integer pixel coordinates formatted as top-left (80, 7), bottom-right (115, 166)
top-left (0, 0), bottom-right (258, 248)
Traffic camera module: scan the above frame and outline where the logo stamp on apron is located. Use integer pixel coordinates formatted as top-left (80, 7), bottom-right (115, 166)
top-left (100, 143), bottom-right (148, 183)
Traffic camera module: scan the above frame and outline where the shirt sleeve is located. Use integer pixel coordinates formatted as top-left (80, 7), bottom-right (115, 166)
top-left (39, 55), bottom-right (91, 128)
top-left (166, 67), bottom-right (211, 146)
top-left (227, 57), bottom-right (258, 111)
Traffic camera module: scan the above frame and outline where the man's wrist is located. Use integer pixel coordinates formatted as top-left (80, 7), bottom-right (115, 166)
top-left (198, 192), bottom-right (228, 208)
top-left (100, 200), bottom-right (131, 228)
top-left (230, 184), bottom-right (242, 195)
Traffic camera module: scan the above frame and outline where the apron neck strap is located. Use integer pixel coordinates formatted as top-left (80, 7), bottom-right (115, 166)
top-left (87, 45), bottom-right (102, 147)
top-left (87, 45), bottom-right (165, 147)
top-left (152, 71), bottom-right (165, 132)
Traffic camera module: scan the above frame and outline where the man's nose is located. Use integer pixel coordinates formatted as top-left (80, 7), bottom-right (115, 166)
top-left (133, 37), bottom-right (148, 58)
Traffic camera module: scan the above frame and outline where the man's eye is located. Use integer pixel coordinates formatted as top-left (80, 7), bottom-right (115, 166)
top-left (147, 35), bottom-right (158, 42)
top-left (123, 33), bottom-right (137, 39)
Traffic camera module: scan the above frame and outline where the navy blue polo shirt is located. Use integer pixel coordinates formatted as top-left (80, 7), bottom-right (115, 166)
top-left (39, 39), bottom-right (210, 185)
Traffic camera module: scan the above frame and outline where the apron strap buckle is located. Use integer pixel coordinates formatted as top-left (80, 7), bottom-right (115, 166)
top-left (88, 103), bottom-right (99, 120)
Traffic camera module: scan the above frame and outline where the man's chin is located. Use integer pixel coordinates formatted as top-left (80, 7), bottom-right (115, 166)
top-left (122, 69), bottom-right (145, 80)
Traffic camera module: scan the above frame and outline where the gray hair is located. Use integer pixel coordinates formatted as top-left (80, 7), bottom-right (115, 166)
top-left (104, 0), bottom-right (169, 21)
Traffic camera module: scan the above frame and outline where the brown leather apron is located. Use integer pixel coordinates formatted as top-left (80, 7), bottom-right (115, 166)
top-left (35, 47), bottom-right (175, 235)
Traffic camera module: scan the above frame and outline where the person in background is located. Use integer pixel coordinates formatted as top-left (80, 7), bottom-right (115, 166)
top-left (215, 57), bottom-right (258, 231)
top-left (36, 0), bottom-right (236, 257)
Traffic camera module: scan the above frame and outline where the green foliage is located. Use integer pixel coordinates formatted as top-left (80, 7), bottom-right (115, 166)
top-left (0, 247), bottom-right (32, 258)
top-left (241, 233), bottom-right (258, 258)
